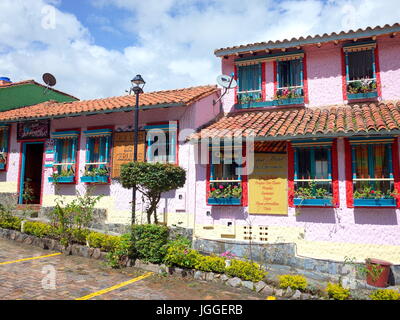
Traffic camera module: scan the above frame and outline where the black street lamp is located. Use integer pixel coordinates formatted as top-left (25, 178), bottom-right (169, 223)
top-left (130, 75), bottom-right (145, 225)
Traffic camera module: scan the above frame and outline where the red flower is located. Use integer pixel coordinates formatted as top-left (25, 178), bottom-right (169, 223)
top-left (370, 190), bottom-right (375, 194)
top-left (211, 188), bottom-right (216, 192)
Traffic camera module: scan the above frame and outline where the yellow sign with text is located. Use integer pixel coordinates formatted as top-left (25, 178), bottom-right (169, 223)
top-left (249, 153), bottom-right (288, 215)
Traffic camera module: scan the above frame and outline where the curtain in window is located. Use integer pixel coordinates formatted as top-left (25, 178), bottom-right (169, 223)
top-left (355, 145), bottom-right (369, 178)
top-left (374, 145), bottom-right (385, 178)
top-left (238, 64), bottom-right (261, 92)
top-left (278, 59), bottom-right (302, 88)
top-left (348, 50), bottom-right (374, 80)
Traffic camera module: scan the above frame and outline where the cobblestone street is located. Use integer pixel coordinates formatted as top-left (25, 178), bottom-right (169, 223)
top-left (0, 239), bottom-right (264, 300)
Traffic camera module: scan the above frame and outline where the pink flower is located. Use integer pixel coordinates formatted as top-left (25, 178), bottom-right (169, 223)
top-left (219, 185), bottom-right (224, 189)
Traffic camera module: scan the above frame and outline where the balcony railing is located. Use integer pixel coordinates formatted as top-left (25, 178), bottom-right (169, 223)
top-left (294, 180), bottom-right (333, 207)
top-left (347, 78), bottom-right (378, 100)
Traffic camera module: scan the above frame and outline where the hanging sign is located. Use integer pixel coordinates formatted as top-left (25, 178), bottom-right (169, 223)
top-left (17, 120), bottom-right (50, 140)
top-left (249, 153), bottom-right (288, 215)
top-left (111, 131), bottom-right (145, 178)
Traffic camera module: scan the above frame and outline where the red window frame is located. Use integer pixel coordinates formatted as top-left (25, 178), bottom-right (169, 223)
top-left (344, 138), bottom-right (400, 208)
top-left (206, 142), bottom-right (248, 207)
top-left (287, 139), bottom-right (339, 208)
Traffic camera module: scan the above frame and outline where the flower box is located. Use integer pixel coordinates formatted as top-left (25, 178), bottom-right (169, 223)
top-left (347, 91), bottom-right (378, 100)
top-left (81, 176), bottom-right (109, 184)
top-left (354, 198), bottom-right (396, 207)
top-left (208, 197), bottom-right (241, 206)
top-left (274, 97), bottom-right (305, 106)
top-left (48, 176), bottom-right (75, 183)
top-left (0, 163), bottom-right (5, 170)
top-left (294, 198), bottom-right (333, 206)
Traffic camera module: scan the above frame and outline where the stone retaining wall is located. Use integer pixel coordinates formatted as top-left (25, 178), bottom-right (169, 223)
top-left (193, 238), bottom-right (400, 287)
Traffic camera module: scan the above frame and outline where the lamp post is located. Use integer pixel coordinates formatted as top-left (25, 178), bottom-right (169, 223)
top-left (130, 75), bottom-right (145, 225)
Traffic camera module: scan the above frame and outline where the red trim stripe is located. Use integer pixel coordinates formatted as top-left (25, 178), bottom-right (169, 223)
top-left (375, 45), bottom-right (382, 98)
top-left (261, 62), bottom-right (266, 101)
top-left (344, 138), bottom-right (354, 208)
top-left (341, 49), bottom-right (348, 101)
top-left (392, 139), bottom-right (400, 208)
top-left (303, 53), bottom-right (309, 104)
top-left (331, 139), bottom-right (340, 208)
top-left (287, 141), bottom-right (295, 207)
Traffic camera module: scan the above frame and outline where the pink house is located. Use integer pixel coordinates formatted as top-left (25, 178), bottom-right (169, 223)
top-left (191, 24), bottom-right (400, 283)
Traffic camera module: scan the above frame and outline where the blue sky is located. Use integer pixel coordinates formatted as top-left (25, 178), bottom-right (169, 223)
top-left (0, 0), bottom-right (399, 100)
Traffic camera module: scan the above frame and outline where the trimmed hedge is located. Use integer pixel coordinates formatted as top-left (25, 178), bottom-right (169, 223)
top-left (24, 221), bottom-right (56, 238)
top-left (0, 216), bottom-right (22, 231)
top-left (278, 275), bottom-right (308, 291)
top-left (131, 224), bottom-right (170, 264)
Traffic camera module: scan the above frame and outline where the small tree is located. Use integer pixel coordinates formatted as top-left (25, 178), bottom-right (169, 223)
top-left (120, 162), bottom-right (186, 224)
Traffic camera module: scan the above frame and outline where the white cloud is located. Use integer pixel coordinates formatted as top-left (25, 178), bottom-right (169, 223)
top-left (0, 0), bottom-right (399, 100)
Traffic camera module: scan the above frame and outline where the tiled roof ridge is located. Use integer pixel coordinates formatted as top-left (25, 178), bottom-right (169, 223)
top-left (191, 101), bottom-right (400, 140)
top-left (55, 84), bottom-right (218, 106)
top-left (215, 23), bottom-right (400, 56)
top-left (0, 84), bottom-right (220, 122)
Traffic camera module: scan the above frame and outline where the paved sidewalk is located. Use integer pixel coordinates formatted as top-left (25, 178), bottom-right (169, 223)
top-left (0, 239), bottom-right (263, 300)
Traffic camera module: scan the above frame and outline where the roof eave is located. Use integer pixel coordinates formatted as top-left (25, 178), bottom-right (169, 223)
top-left (215, 24), bottom-right (400, 57)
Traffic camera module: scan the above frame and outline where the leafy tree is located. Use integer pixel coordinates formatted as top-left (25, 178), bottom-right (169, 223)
top-left (120, 162), bottom-right (186, 224)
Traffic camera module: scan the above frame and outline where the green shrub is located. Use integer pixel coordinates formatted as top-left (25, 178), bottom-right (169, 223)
top-left (278, 275), bottom-right (308, 291)
top-left (131, 224), bottom-right (169, 264)
top-left (370, 289), bottom-right (400, 300)
top-left (106, 234), bottom-right (132, 269)
top-left (164, 243), bottom-right (201, 269)
top-left (87, 232), bottom-right (120, 252)
top-left (195, 255), bottom-right (226, 273)
top-left (24, 221), bottom-right (56, 238)
top-left (0, 216), bottom-right (22, 230)
top-left (326, 283), bottom-right (351, 300)
top-left (0, 204), bottom-right (21, 230)
top-left (225, 259), bottom-right (267, 282)
top-left (70, 228), bottom-right (90, 244)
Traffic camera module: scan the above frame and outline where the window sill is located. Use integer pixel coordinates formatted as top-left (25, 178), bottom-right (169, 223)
top-left (347, 91), bottom-right (378, 101)
top-left (354, 198), bottom-right (396, 207)
top-left (208, 197), bottom-right (242, 206)
top-left (235, 97), bottom-right (304, 110)
top-left (48, 176), bottom-right (75, 183)
top-left (294, 198), bottom-right (333, 207)
top-left (81, 176), bottom-right (109, 184)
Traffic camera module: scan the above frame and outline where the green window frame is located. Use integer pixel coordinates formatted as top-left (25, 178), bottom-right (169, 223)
top-left (276, 58), bottom-right (304, 99)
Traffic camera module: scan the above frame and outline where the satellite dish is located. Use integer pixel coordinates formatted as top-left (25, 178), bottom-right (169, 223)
top-left (217, 74), bottom-right (237, 89)
top-left (214, 73), bottom-right (237, 105)
top-left (42, 73), bottom-right (57, 87)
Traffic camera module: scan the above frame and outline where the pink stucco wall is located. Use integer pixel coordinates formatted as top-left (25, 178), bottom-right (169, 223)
top-left (2, 92), bottom-right (220, 223)
top-left (194, 138), bottom-right (400, 247)
top-left (220, 34), bottom-right (400, 108)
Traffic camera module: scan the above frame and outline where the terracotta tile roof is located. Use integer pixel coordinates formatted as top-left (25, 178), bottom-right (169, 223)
top-left (191, 102), bottom-right (400, 141)
top-left (215, 23), bottom-right (400, 57)
top-left (0, 80), bottom-right (79, 100)
top-left (0, 85), bottom-right (219, 122)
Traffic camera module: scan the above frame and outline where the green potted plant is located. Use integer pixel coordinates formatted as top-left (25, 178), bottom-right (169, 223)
top-left (208, 183), bottom-right (242, 205)
top-left (353, 186), bottom-right (397, 207)
top-left (49, 168), bottom-right (75, 184)
top-left (81, 167), bottom-right (109, 184)
top-left (294, 181), bottom-right (332, 206)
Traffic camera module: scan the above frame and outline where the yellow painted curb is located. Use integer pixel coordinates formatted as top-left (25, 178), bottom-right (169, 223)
top-left (0, 253), bottom-right (61, 266)
top-left (76, 272), bottom-right (154, 300)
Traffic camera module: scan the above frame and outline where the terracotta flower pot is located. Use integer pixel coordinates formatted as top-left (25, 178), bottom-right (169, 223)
top-left (365, 258), bottom-right (392, 288)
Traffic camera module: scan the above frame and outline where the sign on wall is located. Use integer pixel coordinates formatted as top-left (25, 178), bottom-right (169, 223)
top-left (44, 139), bottom-right (55, 168)
top-left (249, 153), bottom-right (288, 215)
top-left (111, 131), bottom-right (145, 178)
top-left (17, 120), bottom-right (50, 140)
